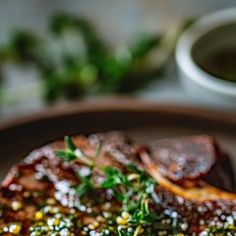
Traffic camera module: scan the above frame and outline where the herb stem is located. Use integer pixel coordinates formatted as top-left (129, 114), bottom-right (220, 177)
top-left (133, 225), bottom-right (142, 236)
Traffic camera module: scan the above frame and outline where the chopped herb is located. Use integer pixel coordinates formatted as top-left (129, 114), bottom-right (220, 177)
top-left (118, 228), bottom-right (133, 236)
top-left (101, 167), bottom-right (129, 189)
top-left (55, 136), bottom-right (77, 161)
top-left (76, 170), bottom-right (93, 198)
top-left (55, 135), bottom-right (97, 166)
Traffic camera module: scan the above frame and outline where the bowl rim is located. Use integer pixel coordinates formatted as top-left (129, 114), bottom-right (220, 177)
top-left (175, 8), bottom-right (236, 97)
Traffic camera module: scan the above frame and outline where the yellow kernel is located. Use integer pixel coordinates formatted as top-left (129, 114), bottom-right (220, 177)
top-left (93, 221), bottom-right (99, 227)
top-left (8, 224), bottom-right (22, 235)
top-left (121, 211), bottom-right (130, 220)
top-left (35, 211), bottom-right (44, 221)
top-left (11, 201), bottom-right (23, 211)
top-left (53, 218), bottom-right (60, 226)
top-left (116, 216), bottom-right (127, 225)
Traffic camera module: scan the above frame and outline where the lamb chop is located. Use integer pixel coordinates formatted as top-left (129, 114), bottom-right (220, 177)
top-left (0, 132), bottom-right (236, 235)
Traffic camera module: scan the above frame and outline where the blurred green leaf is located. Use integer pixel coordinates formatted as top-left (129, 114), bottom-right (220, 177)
top-left (0, 30), bottom-right (42, 63)
top-left (130, 34), bottom-right (162, 59)
top-left (0, 12), bottom-right (193, 105)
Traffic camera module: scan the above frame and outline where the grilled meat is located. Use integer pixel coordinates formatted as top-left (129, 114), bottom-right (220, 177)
top-left (0, 132), bottom-right (236, 235)
top-left (149, 135), bottom-right (235, 191)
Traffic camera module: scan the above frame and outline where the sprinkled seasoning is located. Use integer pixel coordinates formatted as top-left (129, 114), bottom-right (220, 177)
top-left (11, 200), bottom-right (23, 211)
top-left (1, 134), bottom-right (236, 235)
top-left (3, 223), bottom-right (22, 235)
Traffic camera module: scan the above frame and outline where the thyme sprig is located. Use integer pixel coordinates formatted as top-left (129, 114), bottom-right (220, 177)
top-left (55, 136), bottom-right (185, 235)
top-left (56, 135), bottom-right (100, 166)
top-left (75, 170), bottom-right (93, 198)
top-left (56, 136), bottom-right (77, 162)
top-left (56, 136), bottom-right (101, 197)
top-left (100, 163), bottom-right (161, 235)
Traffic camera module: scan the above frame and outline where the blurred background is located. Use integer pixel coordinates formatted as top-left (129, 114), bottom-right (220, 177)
top-left (1, 0), bottom-right (236, 121)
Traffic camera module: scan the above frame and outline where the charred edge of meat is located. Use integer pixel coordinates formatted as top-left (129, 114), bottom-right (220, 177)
top-left (149, 135), bottom-right (235, 192)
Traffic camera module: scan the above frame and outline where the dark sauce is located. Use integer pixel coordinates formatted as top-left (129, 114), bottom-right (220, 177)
top-left (197, 47), bottom-right (236, 82)
top-left (191, 22), bottom-right (236, 83)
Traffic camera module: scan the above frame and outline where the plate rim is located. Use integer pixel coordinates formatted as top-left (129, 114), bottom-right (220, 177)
top-left (1, 98), bottom-right (236, 132)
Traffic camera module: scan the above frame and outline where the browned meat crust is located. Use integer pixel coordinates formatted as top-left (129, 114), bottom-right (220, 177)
top-left (149, 135), bottom-right (235, 191)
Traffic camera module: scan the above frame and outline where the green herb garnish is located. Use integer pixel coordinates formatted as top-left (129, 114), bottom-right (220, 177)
top-left (55, 135), bottom-right (100, 197)
top-left (56, 135), bottom-right (96, 166)
top-left (56, 136), bottom-right (77, 161)
top-left (55, 135), bottom-right (187, 235)
top-left (76, 170), bottom-right (93, 198)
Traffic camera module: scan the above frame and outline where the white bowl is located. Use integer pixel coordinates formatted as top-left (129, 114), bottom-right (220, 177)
top-left (176, 8), bottom-right (236, 103)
